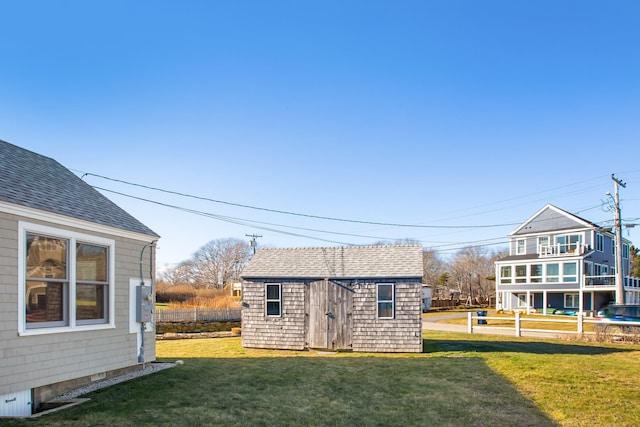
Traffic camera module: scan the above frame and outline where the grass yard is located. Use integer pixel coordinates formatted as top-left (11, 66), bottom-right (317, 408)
top-left (4, 332), bottom-right (640, 426)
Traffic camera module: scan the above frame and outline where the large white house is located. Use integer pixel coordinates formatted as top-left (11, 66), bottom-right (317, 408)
top-left (495, 204), bottom-right (639, 314)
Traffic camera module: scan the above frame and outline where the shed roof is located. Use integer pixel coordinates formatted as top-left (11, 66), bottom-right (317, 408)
top-left (0, 140), bottom-right (158, 237)
top-left (241, 245), bottom-right (424, 280)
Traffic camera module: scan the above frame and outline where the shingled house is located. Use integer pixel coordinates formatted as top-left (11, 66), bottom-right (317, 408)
top-left (241, 245), bottom-right (424, 353)
top-left (0, 140), bottom-right (159, 416)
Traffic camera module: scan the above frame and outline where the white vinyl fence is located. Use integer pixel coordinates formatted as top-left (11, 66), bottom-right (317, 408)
top-left (467, 311), bottom-right (640, 339)
top-left (155, 307), bottom-right (241, 322)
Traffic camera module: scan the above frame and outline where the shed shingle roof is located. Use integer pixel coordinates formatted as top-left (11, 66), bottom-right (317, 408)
top-left (241, 245), bottom-right (424, 280)
top-left (0, 140), bottom-right (158, 237)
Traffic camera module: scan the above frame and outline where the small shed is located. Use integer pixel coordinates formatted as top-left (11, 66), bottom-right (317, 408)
top-left (241, 245), bottom-right (424, 353)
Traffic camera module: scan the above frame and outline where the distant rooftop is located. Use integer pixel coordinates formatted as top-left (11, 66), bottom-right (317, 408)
top-left (0, 139), bottom-right (158, 237)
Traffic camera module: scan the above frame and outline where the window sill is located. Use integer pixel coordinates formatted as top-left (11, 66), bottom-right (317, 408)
top-left (19, 323), bottom-right (115, 336)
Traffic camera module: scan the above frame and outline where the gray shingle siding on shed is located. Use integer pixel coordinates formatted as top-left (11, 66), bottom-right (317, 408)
top-left (0, 140), bottom-right (158, 237)
top-left (241, 245), bottom-right (423, 353)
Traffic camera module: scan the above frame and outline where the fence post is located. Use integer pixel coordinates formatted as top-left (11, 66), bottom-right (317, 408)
top-left (577, 312), bottom-right (583, 334)
top-left (468, 312), bottom-right (473, 334)
top-left (515, 311), bottom-right (521, 337)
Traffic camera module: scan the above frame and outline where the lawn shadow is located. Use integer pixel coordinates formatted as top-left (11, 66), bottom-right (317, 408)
top-left (34, 355), bottom-right (557, 427)
top-left (424, 336), bottom-right (635, 355)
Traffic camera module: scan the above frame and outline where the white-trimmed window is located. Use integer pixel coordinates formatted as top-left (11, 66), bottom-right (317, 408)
top-left (265, 283), bottom-right (282, 317)
top-left (517, 294), bottom-right (528, 308)
top-left (537, 236), bottom-right (549, 254)
top-left (515, 265), bottom-right (527, 283)
top-left (555, 234), bottom-right (582, 254)
top-left (530, 264), bottom-right (543, 283)
top-left (516, 239), bottom-right (526, 255)
top-left (377, 283), bottom-right (394, 319)
top-left (546, 263), bottom-right (559, 283)
top-left (596, 233), bottom-right (604, 252)
top-left (563, 262), bottom-right (577, 282)
top-left (623, 243), bottom-right (630, 259)
top-left (500, 266), bottom-right (512, 284)
top-left (564, 293), bottom-right (579, 309)
top-left (19, 222), bottom-right (114, 334)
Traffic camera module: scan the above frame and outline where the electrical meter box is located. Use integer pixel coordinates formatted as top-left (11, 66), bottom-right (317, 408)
top-left (136, 285), bottom-right (153, 323)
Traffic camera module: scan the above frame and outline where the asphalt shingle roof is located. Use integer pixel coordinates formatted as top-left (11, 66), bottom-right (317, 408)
top-left (241, 245), bottom-right (424, 280)
top-left (0, 140), bottom-right (158, 237)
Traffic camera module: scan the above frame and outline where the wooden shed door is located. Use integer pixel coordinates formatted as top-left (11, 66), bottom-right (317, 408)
top-left (308, 280), bottom-right (353, 350)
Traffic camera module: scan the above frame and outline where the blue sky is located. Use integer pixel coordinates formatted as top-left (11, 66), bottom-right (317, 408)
top-left (2, 1), bottom-right (639, 269)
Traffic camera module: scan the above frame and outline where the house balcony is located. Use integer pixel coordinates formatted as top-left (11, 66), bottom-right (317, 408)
top-left (583, 275), bottom-right (640, 290)
top-left (539, 244), bottom-right (589, 258)
top-left (584, 275), bottom-right (615, 289)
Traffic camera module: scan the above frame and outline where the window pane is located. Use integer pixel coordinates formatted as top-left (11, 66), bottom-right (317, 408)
top-left (378, 302), bottom-right (393, 318)
top-left (266, 301), bottom-right (280, 316)
top-left (563, 263), bottom-right (577, 275)
top-left (76, 284), bottom-right (106, 321)
top-left (266, 284), bottom-right (280, 300)
top-left (26, 281), bottom-right (65, 323)
top-left (378, 284), bottom-right (393, 301)
top-left (547, 264), bottom-right (559, 275)
top-left (26, 234), bottom-right (67, 279)
top-left (530, 264), bottom-right (542, 276)
top-left (500, 266), bottom-right (512, 283)
top-left (76, 243), bottom-right (108, 282)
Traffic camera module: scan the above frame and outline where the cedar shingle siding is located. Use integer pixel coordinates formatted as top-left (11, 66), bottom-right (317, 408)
top-left (241, 245), bottom-right (423, 353)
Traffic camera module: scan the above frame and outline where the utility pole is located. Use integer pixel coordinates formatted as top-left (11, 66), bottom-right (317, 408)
top-left (246, 234), bottom-right (262, 255)
top-left (612, 174), bottom-right (627, 305)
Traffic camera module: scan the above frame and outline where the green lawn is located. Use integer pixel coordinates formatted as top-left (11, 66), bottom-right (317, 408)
top-left (5, 333), bottom-right (640, 426)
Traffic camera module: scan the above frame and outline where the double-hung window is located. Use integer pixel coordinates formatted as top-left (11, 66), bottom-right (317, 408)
top-left (563, 262), bottom-right (577, 282)
top-left (530, 264), bottom-right (543, 283)
top-left (265, 283), bottom-right (282, 317)
top-left (516, 239), bottom-right (526, 255)
top-left (377, 283), bottom-right (394, 319)
top-left (500, 266), bottom-right (512, 284)
top-left (20, 222), bottom-right (114, 334)
top-left (596, 233), bottom-right (604, 252)
top-left (564, 293), bottom-right (579, 309)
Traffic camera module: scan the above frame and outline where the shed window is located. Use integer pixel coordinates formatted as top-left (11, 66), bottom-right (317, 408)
top-left (265, 284), bottom-right (282, 317)
top-left (20, 222), bottom-right (114, 335)
top-left (377, 283), bottom-right (394, 319)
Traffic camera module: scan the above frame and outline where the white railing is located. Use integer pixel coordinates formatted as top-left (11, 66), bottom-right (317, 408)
top-left (584, 275), bottom-right (616, 287)
top-left (155, 307), bottom-right (241, 322)
top-left (467, 311), bottom-right (640, 338)
top-left (539, 244), bottom-right (587, 257)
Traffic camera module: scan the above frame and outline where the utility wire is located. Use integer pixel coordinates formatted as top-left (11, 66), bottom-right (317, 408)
top-left (83, 172), bottom-right (519, 229)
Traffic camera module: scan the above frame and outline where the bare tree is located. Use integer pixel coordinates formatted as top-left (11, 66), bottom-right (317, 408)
top-left (160, 260), bottom-right (197, 286)
top-left (160, 238), bottom-right (252, 289)
top-left (449, 246), bottom-right (495, 301)
top-left (191, 238), bottom-right (252, 288)
top-left (423, 248), bottom-right (447, 297)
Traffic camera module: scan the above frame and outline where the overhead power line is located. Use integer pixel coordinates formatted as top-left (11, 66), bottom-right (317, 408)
top-left (83, 172), bottom-right (519, 229)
